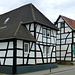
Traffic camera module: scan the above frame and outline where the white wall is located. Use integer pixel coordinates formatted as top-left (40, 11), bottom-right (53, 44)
top-left (17, 40), bottom-right (36, 65)
top-left (30, 23), bottom-right (34, 31)
top-left (0, 41), bottom-right (13, 65)
top-left (0, 42), bottom-right (8, 49)
top-left (26, 23), bottom-right (56, 63)
top-left (58, 17), bottom-right (63, 22)
top-left (17, 40), bottom-right (23, 49)
top-left (56, 16), bottom-right (72, 61)
top-left (17, 50), bottom-right (23, 57)
top-left (5, 58), bottom-right (13, 65)
top-left (17, 58), bottom-right (23, 65)
top-left (16, 40), bottom-right (23, 65)
top-left (36, 25), bottom-right (42, 42)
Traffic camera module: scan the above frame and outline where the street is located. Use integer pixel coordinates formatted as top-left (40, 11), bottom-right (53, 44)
top-left (49, 69), bottom-right (75, 75)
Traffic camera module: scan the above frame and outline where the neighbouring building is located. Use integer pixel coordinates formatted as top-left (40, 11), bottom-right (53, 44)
top-left (55, 15), bottom-right (75, 63)
top-left (0, 4), bottom-right (58, 74)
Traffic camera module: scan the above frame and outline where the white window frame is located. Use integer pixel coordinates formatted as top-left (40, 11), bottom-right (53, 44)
top-left (24, 43), bottom-right (29, 53)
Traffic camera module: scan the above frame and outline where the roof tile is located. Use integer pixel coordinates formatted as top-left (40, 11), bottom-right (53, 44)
top-left (0, 3), bottom-right (57, 40)
top-left (61, 15), bottom-right (75, 29)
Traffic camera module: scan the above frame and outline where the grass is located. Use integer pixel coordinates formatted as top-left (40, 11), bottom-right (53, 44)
top-left (0, 73), bottom-right (8, 75)
top-left (57, 61), bottom-right (74, 65)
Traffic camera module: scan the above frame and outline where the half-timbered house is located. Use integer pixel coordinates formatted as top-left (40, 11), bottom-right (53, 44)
top-left (0, 4), bottom-right (58, 74)
top-left (55, 15), bottom-right (75, 63)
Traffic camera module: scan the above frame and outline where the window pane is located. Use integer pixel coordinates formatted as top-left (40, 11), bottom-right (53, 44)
top-left (47, 30), bottom-right (50, 37)
top-left (43, 46), bottom-right (45, 53)
top-left (4, 18), bottom-right (10, 24)
top-left (46, 47), bottom-right (49, 55)
top-left (43, 46), bottom-right (46, 55)
top-left (24, 43), bottom-right (28, 52)
top-left (61, 22), bottom-right (65, 28)
top-left (43, 29), bottom-right (46, 36)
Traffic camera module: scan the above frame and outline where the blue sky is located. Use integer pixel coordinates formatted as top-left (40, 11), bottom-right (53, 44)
top-left (0, 0), bottom-right (75, 22)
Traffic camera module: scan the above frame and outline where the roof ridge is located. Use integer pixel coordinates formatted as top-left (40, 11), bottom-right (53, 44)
top-left (30, 4), bottom-right (36, 21)
top-left (0, 3), bottom-right (33, 16)
top-left (14, 22), bottom-right (22, 36)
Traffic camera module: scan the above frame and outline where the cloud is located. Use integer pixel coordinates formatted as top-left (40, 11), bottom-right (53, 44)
top-left (0, 0), bottom-right (27, 14)
top-left (34, 0), bottom-right (75, 22)
top-left (0, 0), bottom-right (75, 22)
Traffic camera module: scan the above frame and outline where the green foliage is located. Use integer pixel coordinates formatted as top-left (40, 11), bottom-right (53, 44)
top-left (74, 46), bottom-right (75, 55)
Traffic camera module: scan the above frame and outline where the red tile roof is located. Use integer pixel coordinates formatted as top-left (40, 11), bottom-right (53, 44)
top-left (61, 15), bottom-right (75, 29)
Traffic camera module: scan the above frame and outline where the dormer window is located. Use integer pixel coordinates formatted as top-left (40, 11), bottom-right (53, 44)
top-left (4, 18), bottom-right (10, 24)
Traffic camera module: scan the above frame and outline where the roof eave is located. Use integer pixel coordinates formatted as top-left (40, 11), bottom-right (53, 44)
top-left (15, 37), bottom-right (36, 42)
top-left (0, 37), bottom-right (15, 40)
top-left (21, 21), bottom-right (59, 31)
top-left (0, 37), bottom-right (36, 42)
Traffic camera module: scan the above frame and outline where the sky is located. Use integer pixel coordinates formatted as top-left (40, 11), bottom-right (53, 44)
top-left (0, 0), bottom-right (75, 23)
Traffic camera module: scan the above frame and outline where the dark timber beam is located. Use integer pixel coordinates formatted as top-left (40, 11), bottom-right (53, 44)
top-left (3, 41), bottom-right (9, 65)
top-left (26, 42), bottom-right (33, 64)
top-left (50, 46), bottom-right (54, 63)
top-left (71, 31), bottom-right (73, 61)
top-left (64, 44), bottom-right (69, 61)
top-left (34, 23), bottom-right (36, 64)
top-left (13, 39), bottom-right (17, 74)
top-left (38, 44), bottom-right (44, 63)
top-left (60, 27), bottom-right (61, 61)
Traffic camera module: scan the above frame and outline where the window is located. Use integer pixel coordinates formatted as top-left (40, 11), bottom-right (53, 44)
top-left (43, 46), bottom-right (46, 55)
top-left (43, 46), bottom-right (45, 54)
top-left (46, 47), bottom-right (49, 55)
top-left (24, 43), bottom-right (29, 53)
top-left (61, 22), bottom-right (65, 28)
top-left (4, 18), bottom-right (10, 24)
top-left (43, 29), bottom-right (46, 36)
top-left (47, 30), bottom-right (50, 37)
top-left (60, 22), bottom-right (65, 33)
top-left (43, 46), bottom-right (49, 55)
